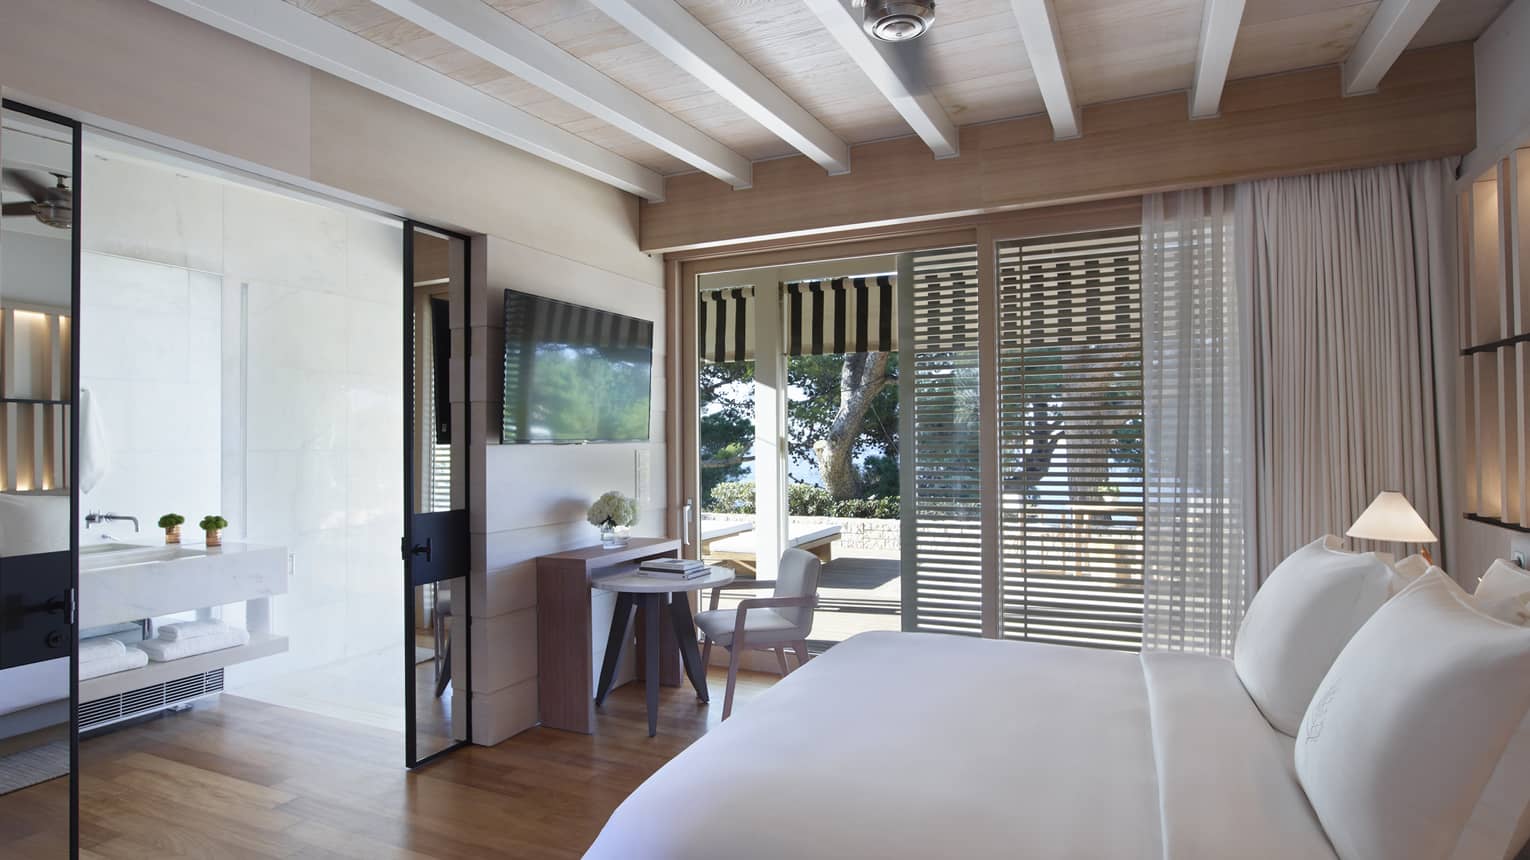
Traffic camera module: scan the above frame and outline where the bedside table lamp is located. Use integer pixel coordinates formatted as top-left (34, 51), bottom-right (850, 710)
top-left (1346, 491), bottom-right (1438, 564)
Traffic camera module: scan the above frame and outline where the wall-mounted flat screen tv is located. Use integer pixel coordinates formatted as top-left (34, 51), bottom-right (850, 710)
top-left (501, 289), bottom-right (653, 444)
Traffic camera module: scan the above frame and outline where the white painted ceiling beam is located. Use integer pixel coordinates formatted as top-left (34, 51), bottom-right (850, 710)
top-left (1189, 0), bottom-right (1247, 118)
top-left (590, 0), bottom-right (851, 175)
top-left (145, 0), bottom-right (666, 201)
top-left (372, 0), bottom-right (752, 188)
top-left (1008, 0), bottom-right (1081, 140)
top-left (800, 0), bottom-right (959, 159)
top-left (1342, 0), bottom-right (1446, 95)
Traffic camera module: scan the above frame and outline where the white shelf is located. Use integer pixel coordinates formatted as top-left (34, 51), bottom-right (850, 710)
top-left (80, 633), bottom-right (289, 701)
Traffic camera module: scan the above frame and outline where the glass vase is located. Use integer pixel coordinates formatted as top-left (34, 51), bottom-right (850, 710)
top-left (600, 523), bottom-right (629, 549)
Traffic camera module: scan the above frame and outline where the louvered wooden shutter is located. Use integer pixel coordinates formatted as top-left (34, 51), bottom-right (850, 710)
top-left (901, 246), bottom-right (985, 636)
top-left (996, 230), bottom-right (1145, 650)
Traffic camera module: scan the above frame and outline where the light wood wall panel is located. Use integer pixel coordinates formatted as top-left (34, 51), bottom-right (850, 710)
top-left (640, 45), bottom-right (1476, 253)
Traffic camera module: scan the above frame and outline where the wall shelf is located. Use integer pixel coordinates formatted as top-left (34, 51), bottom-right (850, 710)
top-left (1458, 146), bottom-right (1530, 531)
top-left (79, 633), bottom-right (289, 701)
top-left (1465, 513), bottom-right (1530, 534)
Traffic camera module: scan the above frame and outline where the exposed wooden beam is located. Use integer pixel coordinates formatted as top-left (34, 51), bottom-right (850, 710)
top-left (589, 0), bottom-right (850, 176)
top-left (372, 0), bottom-right (751, 189)
top-left (638, 44), bottom-right (1475, 253)
top-left (799, 0), bottom-right (959, 159)
top-left (1189, 0), bottom-right (1247, 119)
top-left (1008, 0), bottom-right (1081, 140)
top-left (1342, 0), bottom-right (1446, 95)
top-left (146, 0), bottom-right (666, 201)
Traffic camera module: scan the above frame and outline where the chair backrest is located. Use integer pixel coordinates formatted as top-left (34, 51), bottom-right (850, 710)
top-left (773, 548), bottom-right (821, 634)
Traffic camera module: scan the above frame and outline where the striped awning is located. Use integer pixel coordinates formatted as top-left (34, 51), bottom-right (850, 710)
top-left (698, 286), bottom-right (756, 363)
top-left (699, 276), bottom-right (896, 363)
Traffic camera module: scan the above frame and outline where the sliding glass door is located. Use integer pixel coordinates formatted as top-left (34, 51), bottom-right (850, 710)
top-left (402, 222), bottom-right (470, 767)
top-left (0, 99), bottom-right (80, 857)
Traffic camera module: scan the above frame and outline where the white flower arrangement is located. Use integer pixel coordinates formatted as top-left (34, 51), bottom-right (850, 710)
top-left (587, 491), bottom-right (638, 529)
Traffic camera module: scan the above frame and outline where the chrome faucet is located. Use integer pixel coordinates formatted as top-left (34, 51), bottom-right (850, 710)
top-left (85, 511), bottom-right (139, 532)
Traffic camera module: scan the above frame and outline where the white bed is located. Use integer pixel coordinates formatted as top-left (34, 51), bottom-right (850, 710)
top-left (0, 658), bottom-right (69, 740)
top-left (585, 631), bottom-right (1336, 860)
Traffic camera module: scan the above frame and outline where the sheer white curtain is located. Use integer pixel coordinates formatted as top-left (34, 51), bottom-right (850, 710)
top-left (1141, 187), bottom-right (1249, 656)
top-left (1243, 161), bottom-right (1452, 578)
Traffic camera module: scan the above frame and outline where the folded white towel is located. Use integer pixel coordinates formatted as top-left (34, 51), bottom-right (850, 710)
top-left (80, 647), bottom-right (148, 680)
top-left (159, 620), bottom-right (233, 642)
top-left (138, 628), bottom-right (249, 662)
top-left (79, 636), bottom-right (127, 662)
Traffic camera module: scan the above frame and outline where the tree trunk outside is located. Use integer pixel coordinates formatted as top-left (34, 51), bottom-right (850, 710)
top-left (813, 352), bottom-right (892, 500)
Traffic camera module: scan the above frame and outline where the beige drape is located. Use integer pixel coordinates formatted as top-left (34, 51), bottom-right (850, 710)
top-left (1243, 160), bottom-right (1453, 581)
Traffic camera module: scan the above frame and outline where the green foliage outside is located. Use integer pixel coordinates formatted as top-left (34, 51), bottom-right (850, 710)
top-left (699, 353), bottom-right (900, 504)
top-left (523, 346), bottom-right (651, 442)
top-left (706, 480), bottom-right (899, 520)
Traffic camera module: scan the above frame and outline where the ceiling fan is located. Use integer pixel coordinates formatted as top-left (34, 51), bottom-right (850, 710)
top-left (2, 169), bottom-right (73, 230)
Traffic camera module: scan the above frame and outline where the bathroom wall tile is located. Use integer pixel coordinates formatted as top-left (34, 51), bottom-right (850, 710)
top-left (188, 271), bottom-right (224, 322)
top-left (346, 375), bottom-right (401, 453)
top-left (245, 283), bottom-right (348, 373)
top-left (345, 522), bottom-right (401, 600)
top-left (82, 155), bottom-right (224, 273)
top-left (245, 450), bottom-right (300, 542)
top-left (346, 446), bottom-right (401, 528)
top-left (347, 214), bottom-right (403, 304)
top-left (344, 297), bottom-right (401, 379)
top-left (224, 184), bottom-right (347, 295)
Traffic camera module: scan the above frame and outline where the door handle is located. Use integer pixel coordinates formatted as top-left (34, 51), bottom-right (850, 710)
top-left (410, 539), bottom-right (433, 562)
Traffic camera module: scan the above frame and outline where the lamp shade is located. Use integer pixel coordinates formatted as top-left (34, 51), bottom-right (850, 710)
top-left (1345, 491), bottom-right (1438, 544)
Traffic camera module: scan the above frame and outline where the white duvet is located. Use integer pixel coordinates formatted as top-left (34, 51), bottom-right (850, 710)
top-left (585, 631), bottom-right (1335, 860)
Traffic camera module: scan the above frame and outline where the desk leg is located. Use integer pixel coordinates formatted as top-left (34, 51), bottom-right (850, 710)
top-left (644, 594), bottom-right (661, 737)
top-left (670, 593), bottom-right (708, 702)
top-left (595, 592), bottom-right (634, 708)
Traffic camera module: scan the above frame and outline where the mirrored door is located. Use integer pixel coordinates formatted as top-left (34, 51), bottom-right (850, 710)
top-left (403, 222), bottom-right (470, 767)
top-left (0, 100), bottom-right (79, 856)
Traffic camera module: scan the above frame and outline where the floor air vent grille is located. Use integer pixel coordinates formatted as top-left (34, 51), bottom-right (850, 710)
top-left (79, 669), bottom-right (226, 730)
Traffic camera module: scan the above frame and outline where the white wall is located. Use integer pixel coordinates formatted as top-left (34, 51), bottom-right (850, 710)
top-left (467, 236), bottom-right (667, 743)
top-left (1450, 0), bottom-right (1530, 580)
top-left (78, 148), bottom-right (405, 684)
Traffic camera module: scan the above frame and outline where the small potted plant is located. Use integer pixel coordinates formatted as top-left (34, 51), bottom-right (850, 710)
top-left (199, 515), bottom-right (229, 548)
top-left (157, 513), bottom-right (185, 545)
top-left (586, 491), bottom-right (637, 549)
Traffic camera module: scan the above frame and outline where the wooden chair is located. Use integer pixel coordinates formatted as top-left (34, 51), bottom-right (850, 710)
top-left (694, 547), bottom-right (821, 719)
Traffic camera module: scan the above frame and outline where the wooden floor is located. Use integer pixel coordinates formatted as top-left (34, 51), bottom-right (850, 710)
top-left (2, 668), bottom-right (779, 859)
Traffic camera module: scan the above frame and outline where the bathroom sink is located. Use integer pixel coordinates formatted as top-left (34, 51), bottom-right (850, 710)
top-left (80, 542), bottom-right (204, 570)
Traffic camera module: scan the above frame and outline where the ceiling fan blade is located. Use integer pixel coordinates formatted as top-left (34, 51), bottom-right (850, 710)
top-left (2, 201), bottom-right (37, 217)
top-left (4, 169), bottom-right (54, 203)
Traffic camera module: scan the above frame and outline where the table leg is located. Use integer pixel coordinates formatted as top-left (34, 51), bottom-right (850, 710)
top-left (669, 592), bottom-right (709, 702)
top-left (595, 591), bottom-right (634, 708)
top-left (644, 593), bottom-right (661, 737)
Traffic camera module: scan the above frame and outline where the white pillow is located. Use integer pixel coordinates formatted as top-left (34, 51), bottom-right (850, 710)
top-left (1393, 553), bottom-right (1431, 586)
top-left (1296, 571), bottom-right (1530, 860)
top-left (1234, 536), bottom-right (1399, 736)
top-left (1478, 559), bottom-right (1530, 604)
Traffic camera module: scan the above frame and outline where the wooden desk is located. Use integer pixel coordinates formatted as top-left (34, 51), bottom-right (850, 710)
top-left (536, 537), bottom-right (682, 733)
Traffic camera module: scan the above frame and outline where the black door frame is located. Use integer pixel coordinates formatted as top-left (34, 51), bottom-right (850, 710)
top-left (0, 97), bottom-right (83, 857)
top-left (401, 220), bottom-right (473, 769)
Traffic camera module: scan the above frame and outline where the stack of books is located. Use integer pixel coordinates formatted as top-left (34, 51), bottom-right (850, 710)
top-left (638, 558), bottom-right (710, 580)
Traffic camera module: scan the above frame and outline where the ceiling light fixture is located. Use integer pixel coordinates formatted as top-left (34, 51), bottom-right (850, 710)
top-left (856, 0), bottom-right (935, 42)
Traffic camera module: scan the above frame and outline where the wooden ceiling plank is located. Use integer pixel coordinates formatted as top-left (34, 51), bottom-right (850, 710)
top-left (1008, 0), bottom-right (1082, 139)
top-left (151, 0), bottom-right (666, 200)
top-left (638, 43), bottom-right (1474, 252)
top-left (799, 0), bottom-right (960, 158)
top-left (371, 0), bottom-right (751, 188)
top-left (589, 0), bottom-right (851, 175)
top-left (1342, 0), bottom-right (1446, 94)
top-left (1190, 0), bottom-right (1248, 118)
